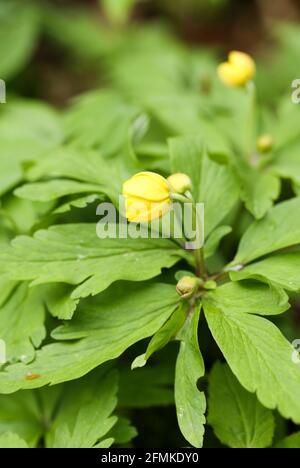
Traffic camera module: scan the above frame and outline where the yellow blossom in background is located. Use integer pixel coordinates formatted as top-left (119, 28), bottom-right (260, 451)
top-left (167, 173), bottom-right (192, 194)
top-left (122, 171), bottom-right (171, 222)
top-left (218, 51), bottom-right (256, 87)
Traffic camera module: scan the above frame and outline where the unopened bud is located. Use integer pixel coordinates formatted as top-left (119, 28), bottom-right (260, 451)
top-left (176, 276), bottom-right (202, 299)
top-left (257, 134), bottom-right (273, 153)
top-left (167, 173), bottom-right (192, 194)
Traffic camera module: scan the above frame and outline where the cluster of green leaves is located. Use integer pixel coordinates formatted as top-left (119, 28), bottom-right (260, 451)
top-left (1, 0), bottom-right (300, 449)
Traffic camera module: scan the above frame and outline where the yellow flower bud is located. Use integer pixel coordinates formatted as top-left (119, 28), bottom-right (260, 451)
top-left (122, 171), bottom-right (171, 222)
top-left (218, 51), bottom-right (256, 87)
top-left (176, 276), bottom-right (202, 299)
top-left (167, 173), bottom-right (192, 194)
top-left (257, 134), bottom-right (273, 153)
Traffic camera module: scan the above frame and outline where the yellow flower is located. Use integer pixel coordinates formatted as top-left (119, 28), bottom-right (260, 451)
top-left (218, 51), bottom-right (256, 87)
top-left (122, 171), bottom-right (171, 222)
top-left (167, 173), bottom-right (192, 194)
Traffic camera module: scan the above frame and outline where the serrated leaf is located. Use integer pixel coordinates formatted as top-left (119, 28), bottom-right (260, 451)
top-left (44, 284), bottom-right (79, 320)
top-left (46, 370), bottom-right (118, 448)
top-left (1, 196), bottom-right (54, 234)
top-left (0, 390), bottom-right (44, 447)
top-left (0, 224), bottom-right (187, 300)
top-left (169, 135), bottom-right (239, 236)
top-left (274, 432), bottom-right (300, 448)
top-left (208, 362), bottom-right (275, 448)
top-left (0, 282), bottom-right (46, 363)
top-left (230, 252), bottom-right (300, 292)
top-left (233, 197), bottom-right (300, 265)
top-left (203, 280), bottom-right (289, 316)
top-left (53, 194), bottom-right (101, 214)
top-left (94, 438), bottom-right (114, 448)
top-left (26, 147), bottom-right (125, 204)
top-left (15, 180), bottom-right (103, 202)
top-left (0, 100), bottom-right (63, 197)
top-left (0, 282), bottom-right (179, 392)
top-left (106, 417), bottom-right (137, 445)
top-left (271, 139), bottom-right (300, 185)
top-left (0, 432), bottom-right (29, 448)
top-left (175, 307), bottom-right (206, 448)
top-left (236, 162), bottom-right (280, 219)
top-left (203, 300), bottom-right (300, 423)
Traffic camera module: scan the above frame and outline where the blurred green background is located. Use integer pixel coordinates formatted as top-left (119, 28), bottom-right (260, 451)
top-left (1, 0), bottom-right (300, 106)
top-left (1, 0), bottom-right (300, 448)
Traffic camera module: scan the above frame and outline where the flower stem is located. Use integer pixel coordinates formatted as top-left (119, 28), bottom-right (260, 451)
top-left (194, 245), bottom-right (206, 278)
top-left (245, 80), bottom-right (256, 163)
top-left (171, 192), bottom-right (206, 278)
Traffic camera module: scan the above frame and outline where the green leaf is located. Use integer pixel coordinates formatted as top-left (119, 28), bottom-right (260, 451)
top-left (208, 362), bottom-right (275, 448)
top-left (203, 281), bottom-right (289, 316)
top-left (110, 45), bottom-right (188, 100)
top-left (44, 6), bottom-right (117, 62)
top-left (0, 159), bottom-right (22, 197)
top-left (0, 277), bottom-right (17, 308)
top-left (1, 196), bottom-right (54, 234)
top-left (274, 432), bottom-right (300, 448)
top-left (102, 0), bottom-right (137, 25)
top-left (203, 300), bottom-right (300, 423)
top-left (0, 3), bottom-right (40, 80)
top-left (0, 100), bottom-right (63, 150)
top-left (0, 282), bottom-right (46, 363)
top-left (44, 284), bottom-right (79, 320)
top-left (26, 147), bottom-right (125, 204)
top-left (0, 100), bottom-right (63, 196)
top-left (0, 282), bottom-right (179, 392)
top-left (233, 197), bottom-right (300, 265)
top-left (175, 307), bottom-right (206, 448)
top-left (0, 390), bottom-right (44, 446)
top-left (64, 90), bottom-right (139, 153)
top-left (145, 95), bottom-right (206, 134)
top-left (119, 360), bottom-right (174, 408)
top-left (169, 135), bottom-right (239, 236)
top-left (53, 194), bottom-right (101, 214)
top-left (106, 417), bottom-right (137, 445)
top-left (271, 139), bottom-right (300, 185)
top-left (15, 180), bottom-right (103, 202)
top-left (94, 438), bottom-right (114, 448)
top-left (0, 432), bottom-right (29, 448)
top-left (0, 224), bottom-right (187, 299)
top-left (230, 252), bottom-right (300, 292)
top-left (204, 225), bottom-right (232, 259)
top-left (132, 305), bottom-right (186, 369)
top-left (236, 163), bottom-right (280, 219)
top-left (46, 370), bottom-right (118, 448)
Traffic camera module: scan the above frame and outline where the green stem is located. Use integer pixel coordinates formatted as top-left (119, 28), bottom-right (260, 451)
top-left (245, 80), bottom-right (256, 163)
top-left (194, 245), bottom-right (206, 278)
top-left (172, 192), bottom-right (206, 278)
top-left (171, 193), bottom-right (192, 204)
